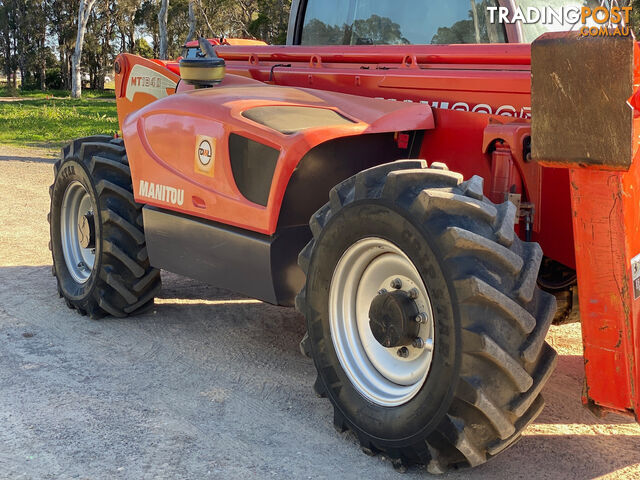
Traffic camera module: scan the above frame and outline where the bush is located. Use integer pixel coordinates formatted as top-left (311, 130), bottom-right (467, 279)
top-left (3, 83), bottom-right (19, 97)
top-left (46, 68), bottom-right (63, 90)
top-left (20, 72), bottom-right (40, 91)
top-left (13, 68), bottom-right (63, 91)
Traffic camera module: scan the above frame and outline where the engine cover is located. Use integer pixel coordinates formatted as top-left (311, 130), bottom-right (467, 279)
top-left (122, 82), bottom-right (435, 235)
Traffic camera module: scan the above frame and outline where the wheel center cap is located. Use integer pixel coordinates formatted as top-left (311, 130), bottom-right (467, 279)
top-left (78, 212), bottom-right (95, 249)
top-left (368, 290), bottom-right (420, 348)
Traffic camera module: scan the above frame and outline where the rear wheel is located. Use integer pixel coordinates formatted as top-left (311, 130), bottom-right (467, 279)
top-left (49, 136), bottom-right (161, 318)
top-left (296, 160), bottom-right (557, 472)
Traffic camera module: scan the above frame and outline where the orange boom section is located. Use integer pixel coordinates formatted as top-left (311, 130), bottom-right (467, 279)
top-left (532, 32), bottom-right (640, 420)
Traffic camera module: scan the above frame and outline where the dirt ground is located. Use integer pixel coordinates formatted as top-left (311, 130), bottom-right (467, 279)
top-left (0, 144), bottom-right (639, 479)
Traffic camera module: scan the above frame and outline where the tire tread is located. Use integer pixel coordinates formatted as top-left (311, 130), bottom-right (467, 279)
top-left (296, 161), bottom-right (557, 472)
top-left (49, 136), bottom-right (161, 318)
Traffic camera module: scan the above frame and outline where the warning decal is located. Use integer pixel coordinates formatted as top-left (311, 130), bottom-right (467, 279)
top-left (125, 64), bottom-right (177, 102)
top-left (632, 253), bottom-right (640, 300)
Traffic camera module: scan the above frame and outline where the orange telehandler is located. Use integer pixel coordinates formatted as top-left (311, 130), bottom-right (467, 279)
top-left (48, 0), bottom-right (640, 472)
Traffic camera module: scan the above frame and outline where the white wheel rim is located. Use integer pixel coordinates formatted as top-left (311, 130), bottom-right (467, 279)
top-left (329, 237), bottom-right (435, 407)
top-left (60, 181), bottom-right (95, 284)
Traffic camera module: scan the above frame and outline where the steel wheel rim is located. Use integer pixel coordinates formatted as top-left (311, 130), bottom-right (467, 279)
top-left (60, 181), bottom-right (95, 284)
top-left (329, 237), bottom-right (435, 407)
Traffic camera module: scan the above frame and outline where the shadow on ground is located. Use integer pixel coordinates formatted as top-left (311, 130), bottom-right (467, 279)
top-left (0, 154), bottom-right (56, 164)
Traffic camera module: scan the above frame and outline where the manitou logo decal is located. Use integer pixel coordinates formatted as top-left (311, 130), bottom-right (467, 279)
top-left (198, 140), bottom-right (212, 165)
top-left (194, 135), bottom-right (216, 176)
top-left (376, 97), bottom-right (531, 119)
top-left (139, 180), bottom-right (184, 206)
top-left (126, 65), bottom-right (177, 101)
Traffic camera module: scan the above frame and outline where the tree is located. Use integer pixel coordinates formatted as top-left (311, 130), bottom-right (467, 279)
top-left (158, 0), bottom-right (169, 59)
top-left (133, 38), bottom-right (154, 58)
top-left (113, 0), bottom-right (138, 53)
top-left (351, 14), bottom-right (408, 45)
top-left (49, 0), bottom-right (78, 90)
top-left (30, 0), bottom-right (49, 90)
top-left (185, 0), bottom-right (196, 43)
top-left (631, 0), bottom-right (640, 33)
top-left (0, 1), bottom-right (17, 89)
top-left (0, 0), bottom-right (300, 95)
top-left (71, 0), bottom-right (96, 98)
top-left (83, 1), bottom-right (118, 90)
top-left (301, 19), bottom-right (347, 46)
top-left (247, 0), bottom-right (291, 44)
top-left (135, 1), bottom-right (160, 56)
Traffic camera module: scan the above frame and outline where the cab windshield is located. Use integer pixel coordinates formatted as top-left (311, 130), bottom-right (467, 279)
top-left (300, 0), bottom-right (508, 45)
top-left (300, 0), bottom-right (617, 45)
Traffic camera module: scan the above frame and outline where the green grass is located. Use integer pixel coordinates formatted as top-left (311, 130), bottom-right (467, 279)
top-left (0, 98), bottom-right (119, 148)
top-left (0, 86), bottom-right (116, 99)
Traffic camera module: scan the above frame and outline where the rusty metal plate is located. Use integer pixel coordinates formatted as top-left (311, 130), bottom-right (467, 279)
top-left (531, 32), bottom-right (634, 170)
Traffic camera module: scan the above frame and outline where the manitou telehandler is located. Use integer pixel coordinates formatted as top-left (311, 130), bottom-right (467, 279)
top-left (48, 0), bottom-right (640, 473)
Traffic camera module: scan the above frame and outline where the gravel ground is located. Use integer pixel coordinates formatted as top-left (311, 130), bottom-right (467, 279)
top-left (0, 144), bottom-right (639, 479)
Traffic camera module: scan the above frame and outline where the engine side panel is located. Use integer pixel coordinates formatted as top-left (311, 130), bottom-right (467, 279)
top-left (122, 84), bottom-right (434, 235)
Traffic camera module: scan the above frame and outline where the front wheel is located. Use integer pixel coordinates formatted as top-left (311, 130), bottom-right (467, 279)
top-left (49, 136), bottom-right (161, 318)
top-left (296, 160), bottom-right (557, 473)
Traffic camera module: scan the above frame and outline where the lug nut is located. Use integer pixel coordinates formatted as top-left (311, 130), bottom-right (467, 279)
top-left (408, 288), bottom-right (419, 299)
top-left (412, 337), bottom-right (433, 351)
top-left (377, 288), bottom-right (388, 295)
top-left (390, 278), bottom-right (403, 289)
top-left (415, 312), bottom-right (428, 324)
top-left (397, 346), bottom-right (409, 358)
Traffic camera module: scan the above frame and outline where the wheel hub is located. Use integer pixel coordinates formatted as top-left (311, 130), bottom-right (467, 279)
top-left (329, 237), bottom-right (436, 406)
top-left (369, 290), bottom-right (419, 348)
top-left (60, 181), bottom-right (96, 284)
top-left (78, 212), bottom-right (95, 249)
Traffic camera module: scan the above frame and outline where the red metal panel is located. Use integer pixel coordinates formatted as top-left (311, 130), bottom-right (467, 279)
top-left (215, 44), bottom-right (533, 65)
top-left (114, 54), bottom-right (180, 128)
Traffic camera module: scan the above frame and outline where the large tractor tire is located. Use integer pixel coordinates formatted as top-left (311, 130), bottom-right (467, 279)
top-left (48, 136), bottom-right (161, 318)
top-left (296, 160), bottom-right (557, 473)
